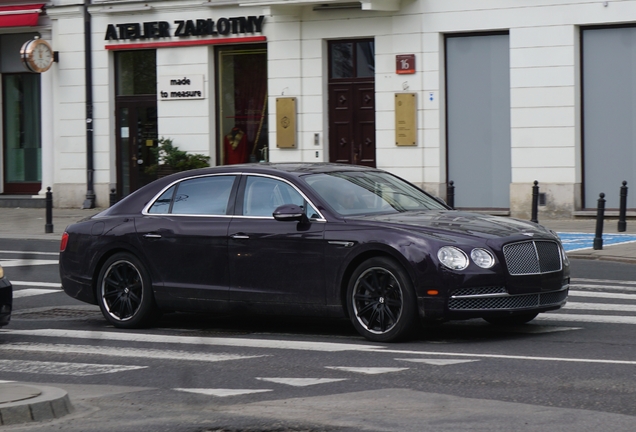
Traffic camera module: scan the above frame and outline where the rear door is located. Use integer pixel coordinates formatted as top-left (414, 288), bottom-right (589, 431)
top-left (135, 175), bottom-right (238, 304)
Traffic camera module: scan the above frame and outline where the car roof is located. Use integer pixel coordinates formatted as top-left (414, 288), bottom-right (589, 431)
top-left (98, 163), bottom-right (379, 216)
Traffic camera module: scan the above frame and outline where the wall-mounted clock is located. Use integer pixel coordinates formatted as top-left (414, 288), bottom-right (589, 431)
top-left (21, 38), bottom-right (54, 73)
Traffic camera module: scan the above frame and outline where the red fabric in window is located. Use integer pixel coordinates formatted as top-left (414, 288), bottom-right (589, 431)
top-left (0, 4), bottom-right (44, 28)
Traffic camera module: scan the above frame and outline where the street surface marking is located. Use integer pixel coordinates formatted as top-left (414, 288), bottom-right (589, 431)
top-left (256, 378), bottom-right (347, 387)
top-left (0, 250), bottom-right (59, 256)
top-left (13, 288), bottom-right (61, 298)
top-left (573, 278), bottom-right (636, 286)
top-left (536, 314), bottom-right (636, 325)
top-left (572, 284), bottom-right (636, 292)
top-left (174, 388), bottom-right (272, 397)
top-left (1, 329), bottom-right (380, 352)
top-left (0, 380), bottom-right (14, 383)
top-left (564, 302), bottom-right (636, 312)
top-left (558, 232), bottom-right (636, 252)
top-left (0, 343), bottom-right (270, 363)
top-left (0, 359), bottom-right (146, 376)
top-left (11, 281), bottom-right (62, 288)
top-left (492, 326), bottom-right (582, 334)
top-left (395, 359), bottom-right (479, 366)
top-left (6, 329), bottom-right (636, 366)
top-left (0, 259), bottom-right (58, 267)
top-left (325, 367), bottom-right (409, 375)
top-left (569, 290), bottom-right (636, 300)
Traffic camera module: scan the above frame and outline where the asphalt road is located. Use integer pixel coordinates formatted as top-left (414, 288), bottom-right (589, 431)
top-left (1, 238), bottom-right (636, 431)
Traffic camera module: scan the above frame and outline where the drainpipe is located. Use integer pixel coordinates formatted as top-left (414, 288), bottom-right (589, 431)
top-left (82, 0), bottom-right (95, 209)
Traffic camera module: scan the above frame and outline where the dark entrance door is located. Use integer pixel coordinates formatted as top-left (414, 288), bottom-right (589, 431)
top-left (328, 39), bottom-right (376, 167)
top-left (115, 98), bottom-right (158, 197)
top-left (114, 49), bottom-right (157, 198)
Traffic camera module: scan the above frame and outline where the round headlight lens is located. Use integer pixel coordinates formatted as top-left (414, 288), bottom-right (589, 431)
top-left (471, 248), bottom-right (495, 269)
top-left (437, 246), bottom-right (469, 270)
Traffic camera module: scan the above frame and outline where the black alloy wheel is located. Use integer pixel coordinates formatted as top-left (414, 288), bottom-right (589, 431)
top-left (483, 312), bottom-right (539, 326)
top-left (347, 257), bottom-right (417, 342)
top-left (97, 252), bottom-right (159, 328)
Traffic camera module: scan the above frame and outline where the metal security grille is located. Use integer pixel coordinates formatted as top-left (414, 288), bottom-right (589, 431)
top-left (503, 240), bottom-right (562, 275)
top-left (448, 289), bottom-right (568, 311)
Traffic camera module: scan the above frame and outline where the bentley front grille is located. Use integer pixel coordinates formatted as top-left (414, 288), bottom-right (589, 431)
top-left (503, 240), bottom-right (562, 275)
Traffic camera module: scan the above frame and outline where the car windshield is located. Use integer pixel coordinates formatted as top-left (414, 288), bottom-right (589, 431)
top-left (304, 171), bottom-right (447, 215)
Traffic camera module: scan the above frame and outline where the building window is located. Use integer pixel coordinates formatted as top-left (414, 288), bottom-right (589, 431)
top-left (3, 73), bottom-right (41, 188)
top-left (115, 50), bottom-right (156, 96)
top-left (329, 40), bottom-right (375, 79)
top-left (217, 45), bottom-right (268, 165)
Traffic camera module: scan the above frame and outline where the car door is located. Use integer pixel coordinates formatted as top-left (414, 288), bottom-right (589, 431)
top-left (135, 174), bottom-right (238, 305)
top-left (228, 174), bottom-right (326, 304)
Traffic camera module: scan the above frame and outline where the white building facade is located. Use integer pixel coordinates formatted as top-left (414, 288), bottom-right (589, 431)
top-left (3, 0), bottom-right (636, 217)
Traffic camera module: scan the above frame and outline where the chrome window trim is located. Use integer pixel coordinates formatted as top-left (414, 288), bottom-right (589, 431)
top-left (141, 171), bottom-right (327, 222)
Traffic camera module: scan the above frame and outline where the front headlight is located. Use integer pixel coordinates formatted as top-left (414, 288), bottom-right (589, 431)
top-left (471, 248), bottom-right (495, 269)
top-left (437, 246), bottom-right (469, 270)
top-left (0, 265), bottom-right (3, 279)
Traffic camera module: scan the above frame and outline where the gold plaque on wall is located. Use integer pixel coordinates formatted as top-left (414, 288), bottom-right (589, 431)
top-left (395, 93), bottom-right (417, 146)
top-left (276, 97), bottom-right (297, 148)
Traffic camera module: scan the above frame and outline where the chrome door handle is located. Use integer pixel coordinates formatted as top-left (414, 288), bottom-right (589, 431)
top-left (230, 234), bottom-right (250, 240)
top-left (143, 233), bottom-right (162, 239)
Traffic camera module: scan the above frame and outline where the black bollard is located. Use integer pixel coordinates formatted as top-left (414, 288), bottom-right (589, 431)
top-left (618, 181), bottom-right (628, 232)
top-left (447, 181), bottom-right (455, 209)
top-left (593, 192), bottom-right (605, 250)
top-left (45, 187), bottom-right (53, 234)
top-left (109, 188), bottom-right (117, 207)
top-left (531, 180), bottom-right (539, 223)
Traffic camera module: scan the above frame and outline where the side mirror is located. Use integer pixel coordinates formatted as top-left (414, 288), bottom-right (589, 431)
top-left (273, 204), bottom-right (305, 222)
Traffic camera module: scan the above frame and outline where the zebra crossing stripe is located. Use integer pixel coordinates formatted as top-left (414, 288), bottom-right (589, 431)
top-left (569, 290), bottom-right (636, 300)
top-left (537, 314), bottom-right (636, 325)
top-left (0, 359), bottom-right (146, 376)
top-left (11, 281), bottom-right (62, 288)
top-left (325, 367), bottom-right (408, 374)
top-left (174, 388), bottom-right (272, 397)
top-left (0, 259), bottom-right (58, 267)
top-left (13, 289), bottom-right (61, 298)
top-left (395, 359), bottom-right (479, 366)
top-left (0, 343), bottom-right (270, 363)
top-left (256, 378), bottom-right (347, 387)
top-left (564, 302), bottom-right (636, 312)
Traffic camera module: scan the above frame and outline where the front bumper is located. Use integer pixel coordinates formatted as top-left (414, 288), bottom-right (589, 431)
top-left (0, 277), bottom-right (12, 327)
top-left (418, 273), bottom-right (570, 321)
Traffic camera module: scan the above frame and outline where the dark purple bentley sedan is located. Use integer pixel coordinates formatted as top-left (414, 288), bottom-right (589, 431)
top-left (60, 163), bottom-right (569, 342)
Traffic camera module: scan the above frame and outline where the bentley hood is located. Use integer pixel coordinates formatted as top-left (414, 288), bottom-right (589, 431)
top-left (348, 210), bottom-right (555, 241)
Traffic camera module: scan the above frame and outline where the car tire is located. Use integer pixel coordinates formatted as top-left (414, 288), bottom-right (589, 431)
top-left (97, 252), bottom-right (160, 329)
top-left (346, 257), bottom-right (418, 342)
top-left (483, 312), bottom-right (539, 326)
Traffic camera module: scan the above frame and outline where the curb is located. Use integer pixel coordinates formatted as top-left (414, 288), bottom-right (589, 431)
top-left (0, 384), bottom-right (74, 426)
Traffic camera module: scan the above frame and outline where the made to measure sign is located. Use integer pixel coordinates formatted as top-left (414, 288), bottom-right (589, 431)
top-left (159, 75), bottom-right (205, 100)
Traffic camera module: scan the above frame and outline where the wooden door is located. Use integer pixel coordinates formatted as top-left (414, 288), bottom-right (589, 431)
top-left (328, 39), bottom-right (376, 167)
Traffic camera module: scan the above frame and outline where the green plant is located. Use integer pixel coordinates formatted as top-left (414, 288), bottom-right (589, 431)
top-left (145, 137), bottom-right (210, 176)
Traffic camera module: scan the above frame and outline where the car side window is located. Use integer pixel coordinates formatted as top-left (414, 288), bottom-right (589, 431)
top-left (243, 176), bottom-right (314, 217)
top-left (164, 175), bottom-right (235, 215)
top-left (148, 185), bottom-right (176, 214)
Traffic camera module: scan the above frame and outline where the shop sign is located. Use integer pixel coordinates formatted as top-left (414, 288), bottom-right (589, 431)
top-left (105, 16), bottom-right (265, 41)
top-left (396, 54), bottom-right (415, 74)
top-left (159, 75), bottom-right (205, 100)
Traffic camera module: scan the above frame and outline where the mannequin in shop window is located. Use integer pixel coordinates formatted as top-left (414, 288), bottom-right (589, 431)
top-left (224, 126), bottom-right (249, 165)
